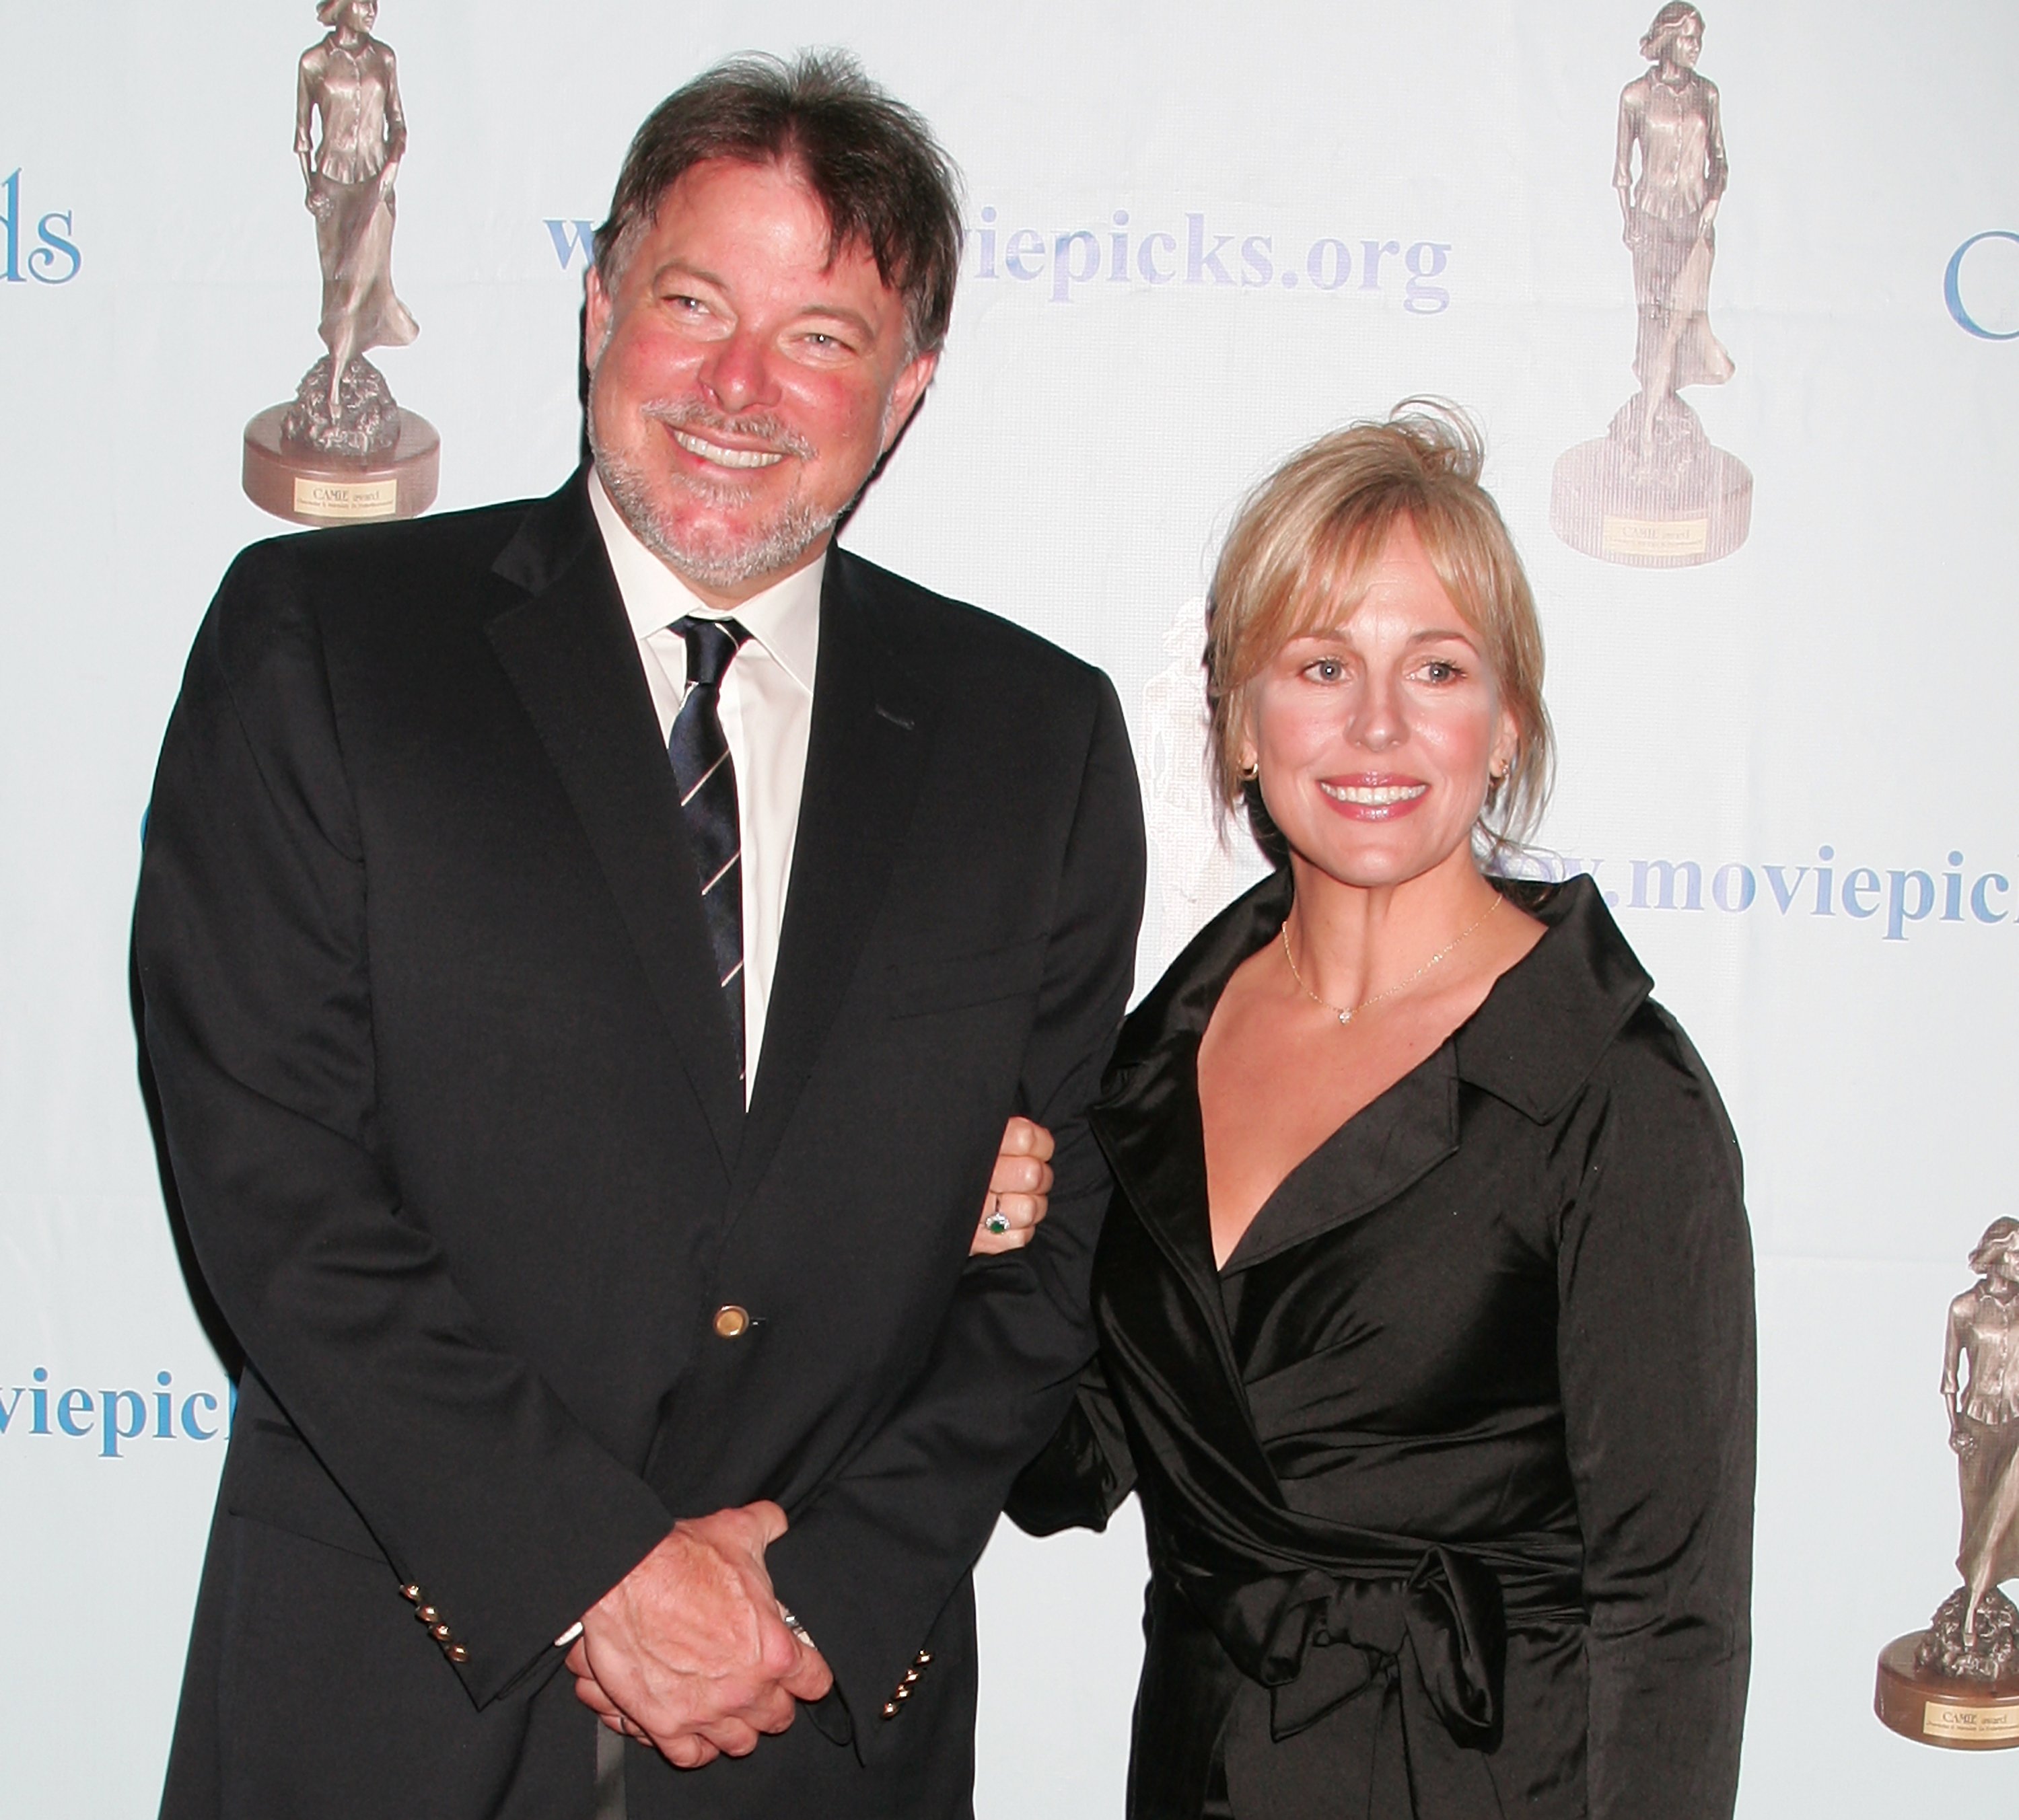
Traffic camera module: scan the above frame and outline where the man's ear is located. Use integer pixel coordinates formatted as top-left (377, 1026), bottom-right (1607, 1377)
top-left (583, 264), bottom-right (612, 372)
top-left (880, 349), bottom-right (940, 455)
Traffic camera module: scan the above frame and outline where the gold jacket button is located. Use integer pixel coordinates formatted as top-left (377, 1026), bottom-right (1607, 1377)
top-left (431, 1623), bottom-right (453, 1642)
top-left (447, 1644), bottom-right (470, 1665)
top-left (881, 1701), bottom-right (898, 1719)
top-left (415, 1606), bottom-right (439, 1624)
top-left (712, 1305), bottom-right (751, 1339)
top-left (400, 1584), bottom-right (422, 1603)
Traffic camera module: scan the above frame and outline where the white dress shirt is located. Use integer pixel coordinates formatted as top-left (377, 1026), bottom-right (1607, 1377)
top-left (588, 469), bottom-right (821, 1103)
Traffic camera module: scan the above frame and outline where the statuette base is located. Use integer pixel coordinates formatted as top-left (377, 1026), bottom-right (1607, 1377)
top-left (242, 404), bottom-right (439, 526)
top-left (1876, 1632), bottom-right (2019, 1751)
top-left (1549, 396), bottom-right (1752, 569)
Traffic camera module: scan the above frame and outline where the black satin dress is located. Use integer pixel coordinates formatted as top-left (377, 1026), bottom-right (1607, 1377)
top-left (1009, 873), bottom-right (1755, 1819)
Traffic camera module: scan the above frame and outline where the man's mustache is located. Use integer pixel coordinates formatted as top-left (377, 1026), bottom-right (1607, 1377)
top-left (639, 400), bottom-right (815, 462)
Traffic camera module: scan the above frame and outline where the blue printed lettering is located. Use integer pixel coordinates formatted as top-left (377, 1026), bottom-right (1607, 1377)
top-left (542, 219), bottom-right (596, 272)
top-left (30, 210), bottom-right (79, 284)
top-left (1884, 870), bottom-right (1935, 941)
top-left (1404, 242), bottom-right (1451, 315)
top-left (1945, 231), bottom-right (2019, 341)
top-left (1763, 865), bottom-right (1808, 913)
top-left (100, 1390), bottom-right (145, 1458)
top-left (1943, 854), bottom-right (1966, 921)
top-left (1843, 869), bottom-right (1882, 918)
top-left (1, 170), bottom-right (18, 283)
top-left (1003, 229), bottom-right (1044, 281)
top-left (1051, 230), bottom-right (1098, 303)
top-left (1307, 239), bottom-right (1351, 291)
top-left (1629, 859), bottom-right (1702, 910)
top-left (1712, 864), bottom-right (1756, 912)
top-left (1186, 215), bottom-right (1234, 285)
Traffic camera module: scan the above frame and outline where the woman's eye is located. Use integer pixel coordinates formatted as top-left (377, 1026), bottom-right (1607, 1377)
top-left (1419, 659), bottom-right (1461, 684)
top-left (1306, 657), bottom-right (1345, 683)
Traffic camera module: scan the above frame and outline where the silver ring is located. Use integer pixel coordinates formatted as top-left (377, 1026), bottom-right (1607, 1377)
top-left (985, 1195), bottom-right (1010, 1235)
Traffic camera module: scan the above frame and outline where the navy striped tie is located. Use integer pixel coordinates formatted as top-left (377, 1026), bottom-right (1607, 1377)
top-left (668, 616), bottom-right (752, 1085)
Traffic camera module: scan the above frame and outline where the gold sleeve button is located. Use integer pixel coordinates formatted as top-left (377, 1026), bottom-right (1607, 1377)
top-left (712, 1305), bottom-right (751, 1338)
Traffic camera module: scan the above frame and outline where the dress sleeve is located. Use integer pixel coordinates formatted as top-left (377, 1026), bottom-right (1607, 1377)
top-left (1004, 1352), bottom-right (1139, 1536)
top-left (1555, 1008), bottom-right (1755, 1820)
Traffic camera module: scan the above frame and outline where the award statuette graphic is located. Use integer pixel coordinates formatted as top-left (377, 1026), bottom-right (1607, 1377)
top-left (242, 0), bottom-right (438, 525)
top-left (1875, 1218), bottom-right (2019, 1749)
top-left (1551, 3), bottom-right (1750, 568)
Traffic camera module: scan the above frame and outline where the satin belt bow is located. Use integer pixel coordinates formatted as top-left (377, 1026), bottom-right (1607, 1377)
top-left (1187, 1547), bottom-right (1509, 1815)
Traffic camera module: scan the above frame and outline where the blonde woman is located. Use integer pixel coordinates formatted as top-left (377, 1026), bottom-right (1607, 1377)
top-left (1011, 406), bottom-right (1754, 1818)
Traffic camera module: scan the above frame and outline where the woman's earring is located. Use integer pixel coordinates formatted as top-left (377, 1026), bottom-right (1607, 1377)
top-left (1238, 756), bottom-right (1260, 782)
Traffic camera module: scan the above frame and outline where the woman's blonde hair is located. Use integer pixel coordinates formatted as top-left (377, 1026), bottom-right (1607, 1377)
top-left (1204, 401), bottom-right (1553, 867)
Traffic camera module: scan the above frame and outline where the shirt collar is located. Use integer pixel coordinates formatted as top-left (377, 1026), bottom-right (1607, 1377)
top-left (588, 465), bottom-right (822, 694)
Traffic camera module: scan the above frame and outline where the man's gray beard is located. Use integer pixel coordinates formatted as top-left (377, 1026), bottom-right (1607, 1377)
top-left (588, 411), bottom-right (835, 595)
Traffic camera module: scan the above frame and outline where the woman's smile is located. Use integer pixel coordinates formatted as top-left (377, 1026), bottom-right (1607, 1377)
top-left (1314, 773), bottom-right (1430, 817)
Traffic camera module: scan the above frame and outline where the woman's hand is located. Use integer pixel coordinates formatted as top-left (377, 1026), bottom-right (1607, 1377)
top-left (970, 1116), bottom-right (1055, 1255)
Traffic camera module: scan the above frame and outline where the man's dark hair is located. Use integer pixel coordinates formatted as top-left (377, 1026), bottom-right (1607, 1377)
top-left (594, 51), bottom-right (964, 356)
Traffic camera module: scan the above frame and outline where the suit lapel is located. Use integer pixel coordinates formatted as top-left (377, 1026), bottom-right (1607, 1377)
top-left (484, 477), bottom-right (744, 1169)
top-left (731, 551), bottom-right (932, 1208)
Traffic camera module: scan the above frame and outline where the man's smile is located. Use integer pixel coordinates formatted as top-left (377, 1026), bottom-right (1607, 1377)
top-left (671, 429), bottom-right (787, 470)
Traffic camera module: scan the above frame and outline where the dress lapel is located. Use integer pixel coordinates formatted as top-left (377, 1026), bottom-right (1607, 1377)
top-left (483, 474), bottom-right (744, 1170)
top-left (730, 550), bottom-right (933, 1210)
top-left (1219, 1056), bottom-right (1460, 1276)
top-left (1088, 871), bottom-right (1294, 1481)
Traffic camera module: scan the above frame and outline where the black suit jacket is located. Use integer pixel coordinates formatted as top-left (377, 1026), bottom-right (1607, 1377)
top-left (135, 472), bottom-right (1145, 1819)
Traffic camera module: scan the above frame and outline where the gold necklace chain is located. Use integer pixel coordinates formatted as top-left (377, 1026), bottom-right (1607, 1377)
top-left (1279, 894), bottom-right (1503, 1027)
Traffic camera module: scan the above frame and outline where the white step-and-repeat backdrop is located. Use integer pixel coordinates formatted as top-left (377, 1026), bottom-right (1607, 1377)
top-left (5, 1), bottom-right (2017, 1811)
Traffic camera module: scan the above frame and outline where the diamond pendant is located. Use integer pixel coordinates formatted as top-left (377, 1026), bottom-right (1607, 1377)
top-left (1337, 1009), bottom-right (1353, 1026)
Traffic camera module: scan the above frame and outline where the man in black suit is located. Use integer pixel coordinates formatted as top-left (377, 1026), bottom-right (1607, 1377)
top-left (136, 52), bottom-right (1144, 1820)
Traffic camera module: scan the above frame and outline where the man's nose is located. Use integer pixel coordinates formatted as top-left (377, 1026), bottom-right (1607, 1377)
top-left (697, 330), bottom-right (781, 416)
